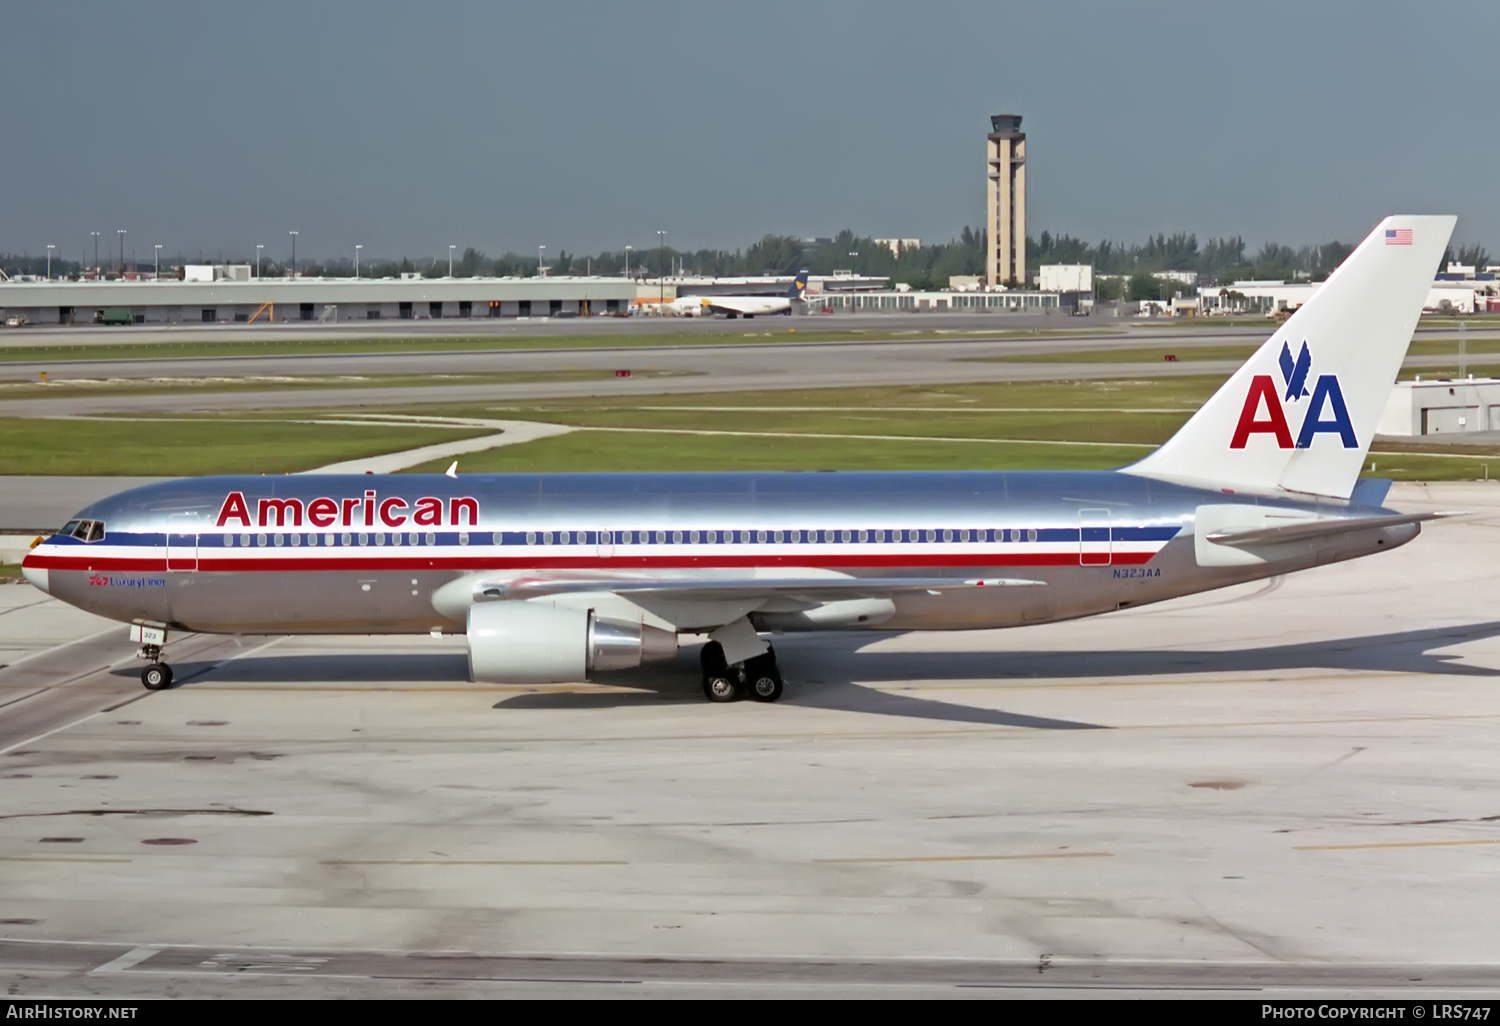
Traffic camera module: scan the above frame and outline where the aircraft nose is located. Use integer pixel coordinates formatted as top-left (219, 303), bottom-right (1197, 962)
top-left (20, 552), bottom-right (49, 594)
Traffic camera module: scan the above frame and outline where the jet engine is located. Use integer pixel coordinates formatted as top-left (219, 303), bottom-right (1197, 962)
top-left (466, 601), bottom-right (677, 684)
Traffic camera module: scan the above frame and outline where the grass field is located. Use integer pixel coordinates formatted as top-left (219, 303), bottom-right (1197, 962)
top-left (0, 417), bottom-right (487, 475)
top-left (5, 368), bottom-right (1498, 480)
top-left (0, 326), bottom-right (1117, 365)
top-left (388, 376), bottom-right (1500, 481)
top-left (403, 430), bottom-right (1152, 474)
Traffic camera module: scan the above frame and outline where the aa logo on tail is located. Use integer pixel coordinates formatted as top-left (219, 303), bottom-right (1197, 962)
top-left (1230, 341), bottom-right (1357, 450)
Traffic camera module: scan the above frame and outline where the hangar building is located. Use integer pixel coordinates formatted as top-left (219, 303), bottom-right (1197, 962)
top-left (0, 275), bottom-right (639, 325)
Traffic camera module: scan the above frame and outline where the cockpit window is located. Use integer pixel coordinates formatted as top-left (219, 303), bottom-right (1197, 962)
top-left (65, 519), bottom-right (106, 543)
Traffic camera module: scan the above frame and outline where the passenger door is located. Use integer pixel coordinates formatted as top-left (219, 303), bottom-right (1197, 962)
top-left (1078, 509), bottom-right (1112, 567)
top-left (166, 513), bottom-right (199, 572)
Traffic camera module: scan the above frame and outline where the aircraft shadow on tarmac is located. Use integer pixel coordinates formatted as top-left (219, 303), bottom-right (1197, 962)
top-left (112, 652), bottom-right (471, 687)
top-left (495, 655), bottom-right (1104, 731)
top-left (120, 620), bottom-right (1500, 730)
top-left (800, 620), bottom-right (1500, 683)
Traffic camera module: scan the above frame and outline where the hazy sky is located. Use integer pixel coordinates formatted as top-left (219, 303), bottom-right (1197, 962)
top-left (4, 1), bottom-right (1496, 263)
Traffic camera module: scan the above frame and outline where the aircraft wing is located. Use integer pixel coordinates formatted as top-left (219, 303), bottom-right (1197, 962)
top-left (1205, 511), bottom-right (1459, 548)
top-left (479, 574), bottom-right (1044, 602)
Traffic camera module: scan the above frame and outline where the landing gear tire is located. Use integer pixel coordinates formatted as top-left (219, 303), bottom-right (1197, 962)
top-left (141, 663), bottom-right (173, 691)
top-left (746, 650), bottom-right (783, 703)
top-left (704, 673), bottom-right (741, 702)
top-left (700, 641), bottom-right (740, 702)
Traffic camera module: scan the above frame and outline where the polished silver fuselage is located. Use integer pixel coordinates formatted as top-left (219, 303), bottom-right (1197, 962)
top-left (24, 471), bottom-right (1414, 636)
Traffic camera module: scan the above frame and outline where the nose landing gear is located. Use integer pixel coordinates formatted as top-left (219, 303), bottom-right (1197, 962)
top-left (141, 661), bottom-right (173, 690)
top-left (134, 627), bottom-right (175, 690)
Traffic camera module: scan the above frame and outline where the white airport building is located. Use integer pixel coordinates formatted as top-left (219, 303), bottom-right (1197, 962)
top-left (1379, 377), bottom-right (1500, 436)
top-left (0, 273), bottom-right (640, 325)
top-left (1201, 273), bottom-right (1500, 317)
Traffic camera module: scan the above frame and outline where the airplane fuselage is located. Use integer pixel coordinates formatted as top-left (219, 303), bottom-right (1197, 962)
top-left (22, 470), bottom-right (1415, 637)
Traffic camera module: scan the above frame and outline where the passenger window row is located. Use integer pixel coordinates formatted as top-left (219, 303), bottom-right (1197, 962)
top-left (518, 528), bottom-right (1036, 545)
top-left (221, 531), bottom-right (462, 548)
top-left (203, 527), bottom-right (1047, 547)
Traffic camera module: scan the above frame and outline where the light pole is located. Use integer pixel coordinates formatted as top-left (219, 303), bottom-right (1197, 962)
top-left (288, 231), bottom-right (298, 278)
top-left (624, 245), bottom-right (632, 277)
top-left (46, 244), bottom-right (55, 280)
top-left (90, 232), bottom-right (100, 276)
top-left (117, 229), bottom-right (126, 276)
top-left (538, 245), bottom-right (546, 277)
top-left (153, 244), bottom-right (162, 280)
top-left (354, 244), bottom-right (362, 279)
top-left (657, 230), bottom-right (666, 305)
top-left (256, 244), bottom-right (264, 278)
top-left (449, 244), bottom-right (456, 277)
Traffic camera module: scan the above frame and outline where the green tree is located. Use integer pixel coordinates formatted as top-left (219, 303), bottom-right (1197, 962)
top-left (1126, 272), bottom-right (1160, 302)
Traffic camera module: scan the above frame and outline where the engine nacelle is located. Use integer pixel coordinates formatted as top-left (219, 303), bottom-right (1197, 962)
top-left (466, 601), bottom-right (677, 684)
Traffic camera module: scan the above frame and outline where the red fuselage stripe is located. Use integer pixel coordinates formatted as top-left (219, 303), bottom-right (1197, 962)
top-left (27, 550), bottom-right (1158, 573)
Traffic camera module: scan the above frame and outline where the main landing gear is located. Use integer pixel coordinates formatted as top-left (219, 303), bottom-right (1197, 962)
top-left (700, 641), bottom-right (784, 704)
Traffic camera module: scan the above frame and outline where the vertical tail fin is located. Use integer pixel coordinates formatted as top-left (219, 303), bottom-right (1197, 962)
top-left (786, 268), bottom-right (810, 300)
top-left (1122, 214), bottom-right (1455, 500)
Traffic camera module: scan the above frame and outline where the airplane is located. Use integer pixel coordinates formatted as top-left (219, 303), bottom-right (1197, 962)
top-left (671, 269), bottom-right (810, 317)
top-left (21, 216), bottom-right (1455, 704)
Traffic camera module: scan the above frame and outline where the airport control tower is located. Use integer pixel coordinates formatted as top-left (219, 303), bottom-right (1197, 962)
top-left (986, 114), bottom-right (1026, 286)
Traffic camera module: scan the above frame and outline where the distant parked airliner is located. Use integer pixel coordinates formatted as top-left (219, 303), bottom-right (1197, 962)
top-left (670, 269), bottom-right (810, 317)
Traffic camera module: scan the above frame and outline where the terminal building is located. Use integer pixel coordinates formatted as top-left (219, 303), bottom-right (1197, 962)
top-left (0, 273), bottom-right (640, 325)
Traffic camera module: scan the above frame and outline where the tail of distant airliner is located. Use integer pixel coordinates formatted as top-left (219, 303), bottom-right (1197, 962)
top-left (1122, 214), bottom-right (1455, 500)
top-left (785, 269), bottom-right (810, 300)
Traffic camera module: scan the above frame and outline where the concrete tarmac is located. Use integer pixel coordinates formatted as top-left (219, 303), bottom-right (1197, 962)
top-left (0, 320), bottom-right (1487, 421)
top-left (2, 482), bottom-right (1500, 997)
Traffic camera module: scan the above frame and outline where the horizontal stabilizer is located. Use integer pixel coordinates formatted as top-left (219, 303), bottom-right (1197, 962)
top-left (1205, 511), bottom-right (1458, 548)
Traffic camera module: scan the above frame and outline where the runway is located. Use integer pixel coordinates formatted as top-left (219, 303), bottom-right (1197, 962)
top-left (0, 340), bottom-right (1239, 419)
top-left (3, 481), bottom-right (1500, 997)
top-left (0, 319), bottom-right (1487, 420)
